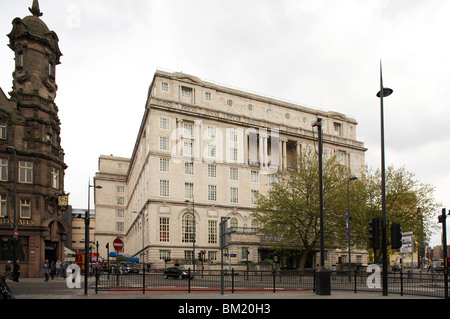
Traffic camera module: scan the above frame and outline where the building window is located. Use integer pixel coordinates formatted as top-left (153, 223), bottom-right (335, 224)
top-left (182, 213), bottom-right (195, 243)
top-left (0, 159), bottom-right (7, 181)
top-left (160, 158), bottom-right (169, 172)
top-left (251, 219), bottom-right (258, 231)
top-left (208, 220), bottom-right (217, 244)
top-left (208, 251), bottom-right (217, 261)
top-left (20, 199), bottom-right (31, 219)
top-left (205, 92), bottom-right (212, 101)
top-left (208, 185), bottom-right (217, 201)
top-left (116, 197), bottom-right (124, 205)
top-left (51, 167), bottom-right (59, 189)
top-left (160, 117), bottom-right (169, 130)
top-left (0, 195), bottom-right (7, 217)
top-left (0, 121), bottom-right (7, 139)
top-left (230, 218), bottom-right (238, 231)
top-left (337, 152), bottom-right (344, 164)
top-left (160, 250), bottom-right (171, 260)
top-left (159, 217), bottom-right (169, 242)
top-left (161, 82), bottom-right (169, 92)
top-left (229, 148), bottom-right (238, 161)
top-left (251, 170), bottom-right (259, 183)
top-left (227, 99), bottom-right (233, 106)
top-left (251, 190), bottom-right (259, 205)
top-left (160, 136), bottom-right (169, 151)
top-left (185, 182), bottom-right (193, 199)
top-left (115, 209), bottom-right (124, 217)
top-left (230, 168), bottom-right (238, 181)
top-left (160, 180), bottom-right (169, 197)
top-left (116, 163), bottom-right (123, 169)
top-left (334, 123), bottom-right (342, 136)
top-left (181, 86), bottom-right (192, 99)
top-left (184, 250), bottom-right (193, 260)
top-left (19, 161), bottom-right (32, 184)
top-left (115, 185), bottom-right (124, 193)
top-left (207, 164), bottom-right (216, 177)
top-left (183, 140), bottom-right (193, 156)
top-left (115, 222), bottom-right (124, 232)
top-left (185, 162), bottom-right (193, 175)
top-left (207, 126), bottom-right (216, 138)
top-left (230, 187), bottom-right (239, 203)
top-left (208, 144), bottom-right (216, 157)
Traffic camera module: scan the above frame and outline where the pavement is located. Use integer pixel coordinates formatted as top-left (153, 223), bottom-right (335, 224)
top-left (4, 277), bottom-right (442, 300)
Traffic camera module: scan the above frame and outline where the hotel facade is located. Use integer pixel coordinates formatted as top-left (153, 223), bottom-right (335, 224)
top-left (94, 70), bottom-right (367, 270)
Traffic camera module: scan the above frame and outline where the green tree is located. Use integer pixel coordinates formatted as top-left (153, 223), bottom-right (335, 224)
top-left (254, 150), bottom-right (351, 270)
top-left (354, 166), bottom-right (440, 262)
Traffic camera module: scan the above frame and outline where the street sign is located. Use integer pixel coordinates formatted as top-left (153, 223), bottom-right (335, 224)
top-left (113, 238), bottom-right (124, 251)
top-left (400, 231), bottom-right (413, 253)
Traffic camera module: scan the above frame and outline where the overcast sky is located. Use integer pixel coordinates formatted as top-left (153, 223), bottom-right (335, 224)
top-left (1, 0), bottom-right (449, 246)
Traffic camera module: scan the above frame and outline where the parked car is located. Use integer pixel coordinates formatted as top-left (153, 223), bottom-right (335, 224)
top-left (392, 264), bottom-right (402, 272)
top-left (163, 267), bottom-right (194, 279)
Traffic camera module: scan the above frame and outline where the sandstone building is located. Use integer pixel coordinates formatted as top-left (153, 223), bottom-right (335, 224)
top-left (0, 1), bottom-right (68, 277)
top-left (94, 70), bottom-right (367, 270)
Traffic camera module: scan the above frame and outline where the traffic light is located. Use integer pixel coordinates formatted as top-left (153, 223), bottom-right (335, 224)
top-left (368, 218), bottom-right (380, 250)
top-left (391, 223), bottom-right (402, 249)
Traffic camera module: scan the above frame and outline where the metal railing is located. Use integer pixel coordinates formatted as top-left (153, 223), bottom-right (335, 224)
top-left (94, 266), bottom-right (449, 298)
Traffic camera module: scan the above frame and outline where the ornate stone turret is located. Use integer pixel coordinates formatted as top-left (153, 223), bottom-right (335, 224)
top-left (0, 0), bottom-right (68, 278)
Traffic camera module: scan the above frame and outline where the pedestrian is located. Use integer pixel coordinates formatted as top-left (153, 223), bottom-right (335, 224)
top-left (50, 261), bottom-right (56, 280)
top-left (55, 259), bottom-right (62, 279)
top-left (61, 259), bottom-right (67, 279)
top-left (12, 260), bottom-right (20, 282)
top-left (43, 259), bottom-right (50, 282)
top-left (3, 260), bottom-right (12, 280)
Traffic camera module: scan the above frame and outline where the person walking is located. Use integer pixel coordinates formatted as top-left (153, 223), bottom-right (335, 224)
top-left (55, 259), bottom-right (62, 279)
top-left (50, 261), bottom-right (56, 280)
top-left (3, 260), bottom-right (12, 280)
top-left (12, 260), bottom-right (20, 282)
top-left (61, 259), bottom-right (67, 279)
top-left (43, 260), bottom-right (50, 282)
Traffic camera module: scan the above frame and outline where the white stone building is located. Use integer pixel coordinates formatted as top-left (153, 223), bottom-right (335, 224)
top-left (94, 70), bottom-right (367, 270)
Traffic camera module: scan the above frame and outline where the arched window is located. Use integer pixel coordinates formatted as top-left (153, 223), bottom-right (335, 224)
top-left (182, 213), bottom-right (195, 243)
top-left (230, 218), bottom-right (238, 232)
top-left (251, 219), bottom-right (258, 233)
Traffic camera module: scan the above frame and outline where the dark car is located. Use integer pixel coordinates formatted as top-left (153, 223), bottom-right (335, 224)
top-left (163, 267), bottom-right (194, 279)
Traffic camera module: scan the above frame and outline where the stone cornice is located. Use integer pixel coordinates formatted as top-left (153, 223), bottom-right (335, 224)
top-left (149, 97), bottom-right (367, 152)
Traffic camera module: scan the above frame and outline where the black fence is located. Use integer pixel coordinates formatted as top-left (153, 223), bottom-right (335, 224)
top-left (94, 266), bottom-right (449, 298)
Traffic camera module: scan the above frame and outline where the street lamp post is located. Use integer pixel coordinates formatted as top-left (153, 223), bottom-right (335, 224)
top-left (376, 61), bottom-right (393, 296)
top-left (312, 118), bottom-right (330, 295)
top-left (85, 179), bottom-right (102, 295)
top-left (185, 198), bottom-right (195, 275)
top-left (347, 176), bottom-right (358, 280)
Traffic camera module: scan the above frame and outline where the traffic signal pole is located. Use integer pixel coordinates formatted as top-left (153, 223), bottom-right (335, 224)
top-left (438, 208), bottom-right (448, 299)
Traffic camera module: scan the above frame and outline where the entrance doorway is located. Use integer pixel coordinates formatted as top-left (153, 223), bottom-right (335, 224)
top-left (44, 241), bottom-right (58, 262)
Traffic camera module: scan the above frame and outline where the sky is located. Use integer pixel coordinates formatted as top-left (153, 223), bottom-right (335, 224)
top-left (0, 0), bottom-right (449, 247)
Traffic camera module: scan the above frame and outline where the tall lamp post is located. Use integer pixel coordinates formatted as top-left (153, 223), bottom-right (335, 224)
top-left (85, 179), bottom-right (102, 295)
top-left (347, 176), bottom-right (358, 279)
top-left (376, 61), bottom-right (393, 296)
top-left (312, 118), bottom-right (330, 295)
top-left (185, 198), bottom-right (196, 276)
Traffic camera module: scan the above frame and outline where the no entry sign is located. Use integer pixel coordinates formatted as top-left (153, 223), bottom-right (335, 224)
top-left (113, 238), bottom-right (124, 251)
